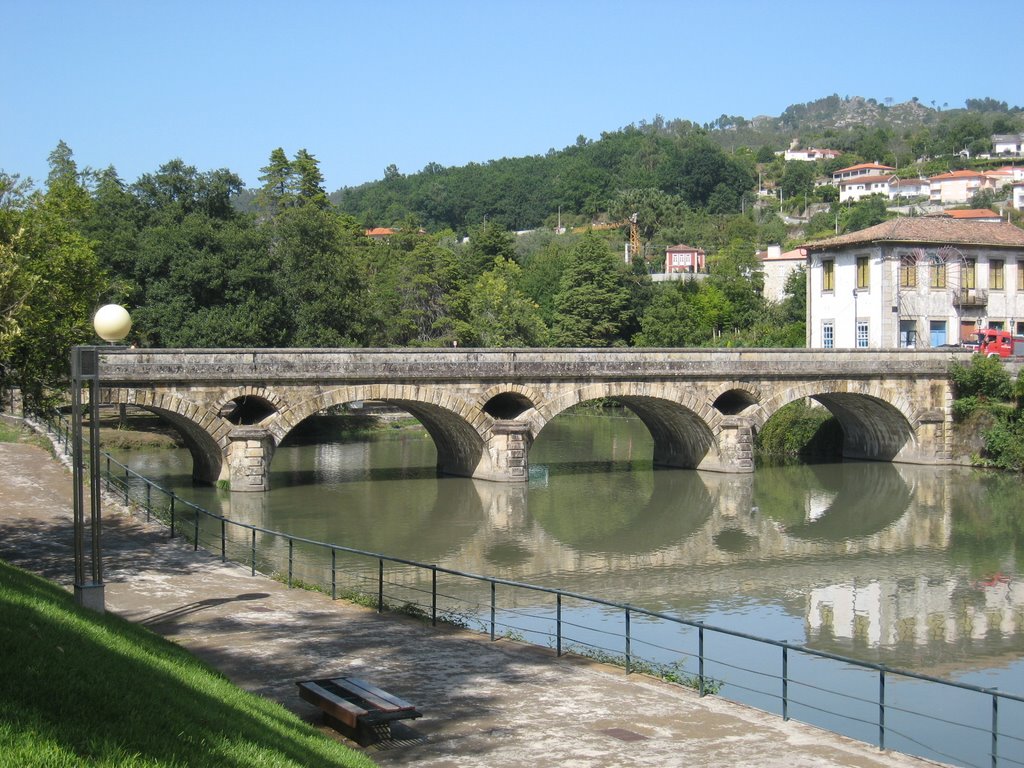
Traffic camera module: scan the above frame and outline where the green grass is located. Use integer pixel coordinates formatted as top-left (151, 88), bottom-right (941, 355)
top-left (0, 418), bottom-right (52, 451)
top-left (0, 559), bottom-right (377, 768)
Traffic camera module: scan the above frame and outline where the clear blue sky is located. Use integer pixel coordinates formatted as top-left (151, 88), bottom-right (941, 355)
top-left (4, 0), bottom-right (1019, 193)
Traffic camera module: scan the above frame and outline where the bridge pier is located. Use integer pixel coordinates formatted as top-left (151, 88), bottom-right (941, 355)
top-left (698, 417), bottom-right (755, 473)
top-left (226, 427), bottom-right (276, 492)
top-left (479, 420), bottom-right (531, 482)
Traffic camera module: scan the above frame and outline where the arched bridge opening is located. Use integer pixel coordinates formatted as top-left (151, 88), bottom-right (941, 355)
top-left (535, 393), bottom-right (724, 474)
top-left (755, 387), bottom-right (919, 465)
top-left (221, 395), bottom-right (278, 425)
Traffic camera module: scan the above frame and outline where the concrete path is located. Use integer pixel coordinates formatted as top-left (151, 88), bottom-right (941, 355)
top-left (0, 433), bottom-right (945, 768)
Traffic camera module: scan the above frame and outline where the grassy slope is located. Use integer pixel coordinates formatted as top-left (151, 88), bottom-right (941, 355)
top-left (0, 559), bottom-right (377, 768)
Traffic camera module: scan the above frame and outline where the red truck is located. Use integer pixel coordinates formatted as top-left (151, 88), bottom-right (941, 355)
top-left (975, 329), bottom-right (1024, 358)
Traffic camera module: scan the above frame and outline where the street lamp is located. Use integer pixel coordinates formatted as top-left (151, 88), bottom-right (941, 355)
top-left (71, 304), bottom-right (131, 612)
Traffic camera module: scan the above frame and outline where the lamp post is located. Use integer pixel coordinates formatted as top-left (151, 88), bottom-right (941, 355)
top-left (71, 304), bottom-right (131, 612)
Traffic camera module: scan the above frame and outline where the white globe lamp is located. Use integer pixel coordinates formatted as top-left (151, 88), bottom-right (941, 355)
top-left (93, 304), bottom-right (132, 343)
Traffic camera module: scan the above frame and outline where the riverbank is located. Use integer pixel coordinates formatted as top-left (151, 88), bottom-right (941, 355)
top-left (0, 420), bottom-right (943, 767)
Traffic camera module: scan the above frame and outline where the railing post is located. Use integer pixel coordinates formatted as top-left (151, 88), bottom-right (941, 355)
top-left (991, 691), bottom-right (998, 768)
top-left (287, 539), bottom-right (293, 588)
top-left (330, 549), bottom-right (336, 600)
top-left (193, 508), bottom-right (200, 551)
top-left (145, 482), bottom-right (151, 522)
top-left (556, 593), bottom-right (563, 657)
top-left (782, 646), bottom-right (789, 721)
top-left (220, 519), bottom-right (226, 561)
top-left (490, 581), bottom-right (496, 641)
top-left (169, 493), bottom-right (176, 538)
top-left (377, 559), bottom-right (384, 613)
top-left (250, 528), bottom-right (256, 576)
top-left (879, 667), bottom-right (886, 751)
top-left (625, 608), bottom-right (632, 674)
top-left (698, 624), bottom-right (706, 697)
top-left (431, 566), bottom-right (437, 627)
top-left (124, 466), bottom-right (130, 503)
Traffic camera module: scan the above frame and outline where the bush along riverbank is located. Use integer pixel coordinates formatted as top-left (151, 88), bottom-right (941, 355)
top-left (951, 355), bottom-right (1024, 471)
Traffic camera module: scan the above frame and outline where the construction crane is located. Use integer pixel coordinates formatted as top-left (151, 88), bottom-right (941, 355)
top-left (572, 213), bottom-right (641, 263)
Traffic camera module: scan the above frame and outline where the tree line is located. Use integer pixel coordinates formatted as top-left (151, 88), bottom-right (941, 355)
top-left (1, 140), bottom-right (811, 409)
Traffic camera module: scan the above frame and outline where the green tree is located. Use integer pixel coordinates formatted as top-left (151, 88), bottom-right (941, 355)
top-left (6, 181), bottom-right (110, 407)
top-left (550, 232), bottom-right (634, 346)
top-left (635, 279), bottom-right (730, 347)
top-left (455, 257), bottom-right (548, 347)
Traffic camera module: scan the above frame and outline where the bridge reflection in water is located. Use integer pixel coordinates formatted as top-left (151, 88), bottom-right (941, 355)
top-left (115, 414), bottom-right (1024, 678)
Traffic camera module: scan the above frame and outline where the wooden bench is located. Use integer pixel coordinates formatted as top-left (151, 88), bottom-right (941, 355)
top-left (297, 676), bottom-right (421, 745)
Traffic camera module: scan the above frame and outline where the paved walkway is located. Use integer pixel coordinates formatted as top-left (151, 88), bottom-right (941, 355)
top-left (0, 429), bottom-right (944, 767)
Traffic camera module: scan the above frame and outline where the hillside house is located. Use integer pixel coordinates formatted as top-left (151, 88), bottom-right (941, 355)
top-left (838, 174), bottom-right (895, 203)
top-left (891, 177), bottom-right (930, 200)
top-left (928, 170), bottom-right (992, 205)
top-left (804, 218), bottom-right (1024, 349)
top-left (831, 162), bottom-right (895, 184)
top-left (1014, 181), bottom-right (1024, 211)
top-left (757, 245), bottom-right (806, 303)
top-left (665, 244), bottom-right (706, 274)
top-left (993, 134), bottom-right (1024, 156)
top-left (782, 147), bottom-right (841, 162)
top-left (365, 227), bottom-right (396, 240)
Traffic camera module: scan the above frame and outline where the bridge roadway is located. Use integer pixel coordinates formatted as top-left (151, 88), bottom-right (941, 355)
top-left (92, 347), bottom-right (971, 491)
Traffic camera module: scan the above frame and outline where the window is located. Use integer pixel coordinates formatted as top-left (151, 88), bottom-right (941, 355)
top-left (899, 253), bottom-right (917, 288)
top-left (991, 260), bottom-right (1004, 290)
top-left (856, 320), bottom-right (869, 348)
top-left (822, 321), bottom-right (834, 349)
top-left (1018, 261), bottom-right (1024, 291)
top-left (899, 320), bottom-right (917, 348)
top-left (963, 259), bottom-right (976, 289)
top-left (822, 259), bottom-right (834, 291)
top-left (930, 260), bottom-right (947, 289)
top-left (856, 256), bottom-right (870, 289)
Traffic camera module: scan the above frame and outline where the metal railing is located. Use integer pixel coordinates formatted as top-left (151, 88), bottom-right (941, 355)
top-left (41, 409), bottom-right (1024, 768)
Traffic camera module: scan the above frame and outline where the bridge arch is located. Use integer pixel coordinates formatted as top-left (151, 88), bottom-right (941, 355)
top-left (710, 382), bottom-right (763, 416)
top-left (275, 384), bottom-right (498, 479)
top-left (533, 382), bottom-right (725, 471)
top-left (754, 381), bottom-right (918, 462)
top-left (101, 389), bottom-right (227, 485)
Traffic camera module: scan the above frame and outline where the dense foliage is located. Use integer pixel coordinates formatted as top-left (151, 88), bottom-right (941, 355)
top-left (950, 357), bottom-right (1024, 470)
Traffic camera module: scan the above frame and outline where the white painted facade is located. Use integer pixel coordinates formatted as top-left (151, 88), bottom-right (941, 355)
top-left (806, 219), bottom-right (1024, 349)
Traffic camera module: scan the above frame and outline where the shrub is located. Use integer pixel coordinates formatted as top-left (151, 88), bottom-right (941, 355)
top-left (950, 356), bottom-right (1012, 401)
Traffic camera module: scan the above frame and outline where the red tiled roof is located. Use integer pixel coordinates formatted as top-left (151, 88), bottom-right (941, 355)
top-left (929, 170), bottom-right (985, 181)
top-left (666, 244), bottom-right (703, 252)
top-left (803, 218), bottom-right (1024, 251)
top-left (943, 209), bottom-right (1000, 219)
top-left (834, 163), bottom-right (895, 173)
top-left (365, 227), bottom-right (396, 237)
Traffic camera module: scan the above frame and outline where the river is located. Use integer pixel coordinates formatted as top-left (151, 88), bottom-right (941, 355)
top-left (108, 409), bottom-right (1024, 764)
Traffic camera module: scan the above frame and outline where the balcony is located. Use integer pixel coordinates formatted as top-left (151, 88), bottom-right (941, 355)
top-left (953, 288), bottom-right (988, 307)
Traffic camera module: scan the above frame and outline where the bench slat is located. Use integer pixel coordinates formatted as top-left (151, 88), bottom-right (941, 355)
top-left (297, 681), bottom-right (367, 728)
top-left (333, 677), bottom-right (417, 713)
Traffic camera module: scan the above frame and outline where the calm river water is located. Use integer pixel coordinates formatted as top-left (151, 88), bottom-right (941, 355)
top-left (109, 410), bottom-right (1024, 763)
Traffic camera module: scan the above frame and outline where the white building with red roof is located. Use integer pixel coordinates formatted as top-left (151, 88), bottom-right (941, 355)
top-left (928, 170), bottom-right (993, 204)
top-left (838, 174), bottom-right (896, 203)
top-left (831, 162), bottom-right (896, 184)
top-left (803, 218), bottom-right (1024, 349)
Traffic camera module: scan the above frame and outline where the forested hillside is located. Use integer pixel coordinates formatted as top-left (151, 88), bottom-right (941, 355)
top-left (329, 94), bottom-right (1023, 235)
top-left (1, 95), bottom-right (1021, 407)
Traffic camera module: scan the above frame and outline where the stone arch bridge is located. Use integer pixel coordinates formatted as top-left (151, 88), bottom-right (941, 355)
top-left (91, 348), bottom-right (970, 491)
